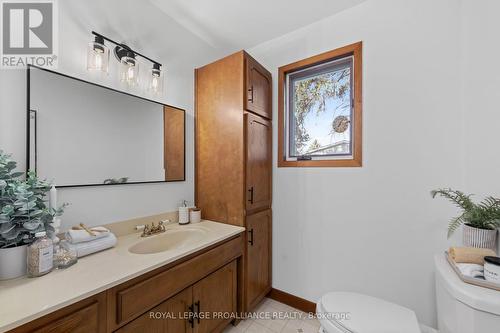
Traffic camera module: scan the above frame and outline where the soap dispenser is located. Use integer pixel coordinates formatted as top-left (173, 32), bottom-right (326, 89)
top-left (178, 200), bottom-right (190, 225)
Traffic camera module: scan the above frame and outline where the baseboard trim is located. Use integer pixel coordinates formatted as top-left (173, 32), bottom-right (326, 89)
top-left (267, 288), bottom-right (316, 313)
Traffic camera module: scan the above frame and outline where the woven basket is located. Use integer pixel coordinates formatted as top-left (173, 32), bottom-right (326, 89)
top-left (463, 224), bottom-right (498, 250)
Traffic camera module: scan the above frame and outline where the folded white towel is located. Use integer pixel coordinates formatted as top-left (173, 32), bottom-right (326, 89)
top-left (63, 233), bottom-right (117, 258)
top-left (66, 226), bottom-right (110, 244)
top-left (456, 263), bottom-right (484, 279)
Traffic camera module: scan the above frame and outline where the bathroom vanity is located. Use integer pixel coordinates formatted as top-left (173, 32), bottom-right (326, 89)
top-left (0, 221), bottom-right (245, 333)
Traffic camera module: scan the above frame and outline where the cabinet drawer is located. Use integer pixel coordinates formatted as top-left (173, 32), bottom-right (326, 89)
top-left (31, 303), bottom-right (100, 333)
top-left (8, 292), bottom-right (106, 333)
top-left (114, 236), bottom-right (243, 326)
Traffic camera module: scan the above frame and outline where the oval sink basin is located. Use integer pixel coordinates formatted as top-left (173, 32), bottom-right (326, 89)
top-left (128, 228), bottom-right (207, 254)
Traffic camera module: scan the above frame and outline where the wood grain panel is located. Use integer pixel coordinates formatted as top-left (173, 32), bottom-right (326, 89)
top-left (195, 51), bottom-right (245, 226)
top-left (163, 106), bottom-right (185, 181)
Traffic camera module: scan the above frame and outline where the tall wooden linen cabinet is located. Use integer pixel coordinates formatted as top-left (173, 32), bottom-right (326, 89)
top-left (195, 51), bottom-right (272, 312)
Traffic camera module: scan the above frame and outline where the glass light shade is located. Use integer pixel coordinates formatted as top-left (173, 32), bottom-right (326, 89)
top-left (119, 56), bottom-right (139, 87)
top-left (148, 67), bottom-right (164, 95)
top-left (86, 41), bottom-right (109, 74)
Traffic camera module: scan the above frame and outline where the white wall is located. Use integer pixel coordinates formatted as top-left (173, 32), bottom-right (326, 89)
top-left (461, 0), bottom-right (500, 201)
top-left (0, 0), bottom-right (221, 227)
top-left (249, 0), bottom-right (465, 327)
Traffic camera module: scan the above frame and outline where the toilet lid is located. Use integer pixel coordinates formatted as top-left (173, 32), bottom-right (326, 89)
top-left (317, 292), bottom-right (421, 333)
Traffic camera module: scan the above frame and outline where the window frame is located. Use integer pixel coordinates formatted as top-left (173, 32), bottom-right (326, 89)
top-left (278, 42), bottom-right (362, 167)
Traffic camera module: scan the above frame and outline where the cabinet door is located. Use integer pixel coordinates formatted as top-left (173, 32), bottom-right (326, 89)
top-left (245, 55), bottom-right (272, 119)
top-left (246, 210), bottom-right (272, 310)
top-left (116, 288), bottom-right (193, 333)
top-left (192, 261), bottom-right (237, 333)
top-left (245, 113), bottom-right (272, 214)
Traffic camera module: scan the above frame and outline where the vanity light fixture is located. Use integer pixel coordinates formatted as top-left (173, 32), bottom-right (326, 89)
top-left (86, 31), bottom-right (164, 94)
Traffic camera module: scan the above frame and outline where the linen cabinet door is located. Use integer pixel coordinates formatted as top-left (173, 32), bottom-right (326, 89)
top-left (245, 55), bottom-right (272, 119)
top-left (116, 288), bottom-right (193, 333)
top-left (246, 209), bottom-right (272, 310)
top-left (192, 261), bottom-right (237, 333)
top-left (245, 113), bottom-right (272, 214)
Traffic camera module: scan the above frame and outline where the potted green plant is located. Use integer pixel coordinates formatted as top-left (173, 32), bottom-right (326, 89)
top-left (0, 150), bottom-right (66, 280)
top-left (431, 188), bottom-right (500, 249)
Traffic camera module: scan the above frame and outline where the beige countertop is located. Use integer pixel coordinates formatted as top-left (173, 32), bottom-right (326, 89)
top-left (0, 220), bottom-right (245, 332)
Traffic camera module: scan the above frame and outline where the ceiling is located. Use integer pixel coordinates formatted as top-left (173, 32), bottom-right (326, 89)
top-left (149, 0), bottom-right (368, 52)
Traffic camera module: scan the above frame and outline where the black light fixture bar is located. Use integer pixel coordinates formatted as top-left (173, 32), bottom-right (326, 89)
top-left (91, 31), bottom-right (162, 67)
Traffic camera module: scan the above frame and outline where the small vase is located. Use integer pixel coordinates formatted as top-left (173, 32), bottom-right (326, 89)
top-left (0, 245), bottom-right (27, 280)
top-left (463, 224), bottom-right (497, 250)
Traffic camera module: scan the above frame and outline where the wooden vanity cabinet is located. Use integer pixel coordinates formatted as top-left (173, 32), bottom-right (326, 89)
top-left (195, 51), bottom-right (272, 312)
top-left (9, 235), bottom-right (243, 333)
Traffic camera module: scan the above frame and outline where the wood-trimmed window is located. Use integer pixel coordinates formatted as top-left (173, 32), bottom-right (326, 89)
top-left (278, 42), bottom-right (362, 167)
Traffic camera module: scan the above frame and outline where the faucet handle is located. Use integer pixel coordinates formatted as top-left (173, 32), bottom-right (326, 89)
top-left (158, 220), bottom-right (166, 231)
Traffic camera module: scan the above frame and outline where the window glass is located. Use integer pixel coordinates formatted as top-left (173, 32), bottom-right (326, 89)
top-left (286, 56), bottom-right (353, 160)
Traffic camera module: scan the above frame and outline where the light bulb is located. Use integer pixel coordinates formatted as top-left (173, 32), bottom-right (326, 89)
top-left (86, 35), bottom-right (109, 74)
top-left (119, 53), bottom-right (139, 87)
top-left (151, 75), bottom-right (159, 89)
top-left (94, 52), bottom-right (102, 70)
top-left (148, 64), bottom-right (164, 95)
top-left (127, 66), bottom-right (135, 80)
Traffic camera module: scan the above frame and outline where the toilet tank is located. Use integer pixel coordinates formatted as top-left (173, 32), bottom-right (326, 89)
top-left (435, 254), bottom-right (500, 333)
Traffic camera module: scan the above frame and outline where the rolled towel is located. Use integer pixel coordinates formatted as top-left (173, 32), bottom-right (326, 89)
top-left (456, 263), bottom-right (485, 279)
top-left (63, 233), bottom-right (117, 258)
top-left (66, 226), bottom-right (110, 244)
top-left (449, 247), bottom-right (497, 265)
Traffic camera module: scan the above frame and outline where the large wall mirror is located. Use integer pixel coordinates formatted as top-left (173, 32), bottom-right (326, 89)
top-left (27, 66), bottom-right (185, 188)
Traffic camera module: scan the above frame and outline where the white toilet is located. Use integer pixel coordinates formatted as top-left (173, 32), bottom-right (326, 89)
top-left (316, 254), bottom-right (500, 333)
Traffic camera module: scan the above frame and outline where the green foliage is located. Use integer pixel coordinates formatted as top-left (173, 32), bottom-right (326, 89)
top-left (431, 188), bottom-right (500, 238)
top-left (293, 69), bottom-right (350, 154)
top-left (0, 150), bottom-right (66, 248)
